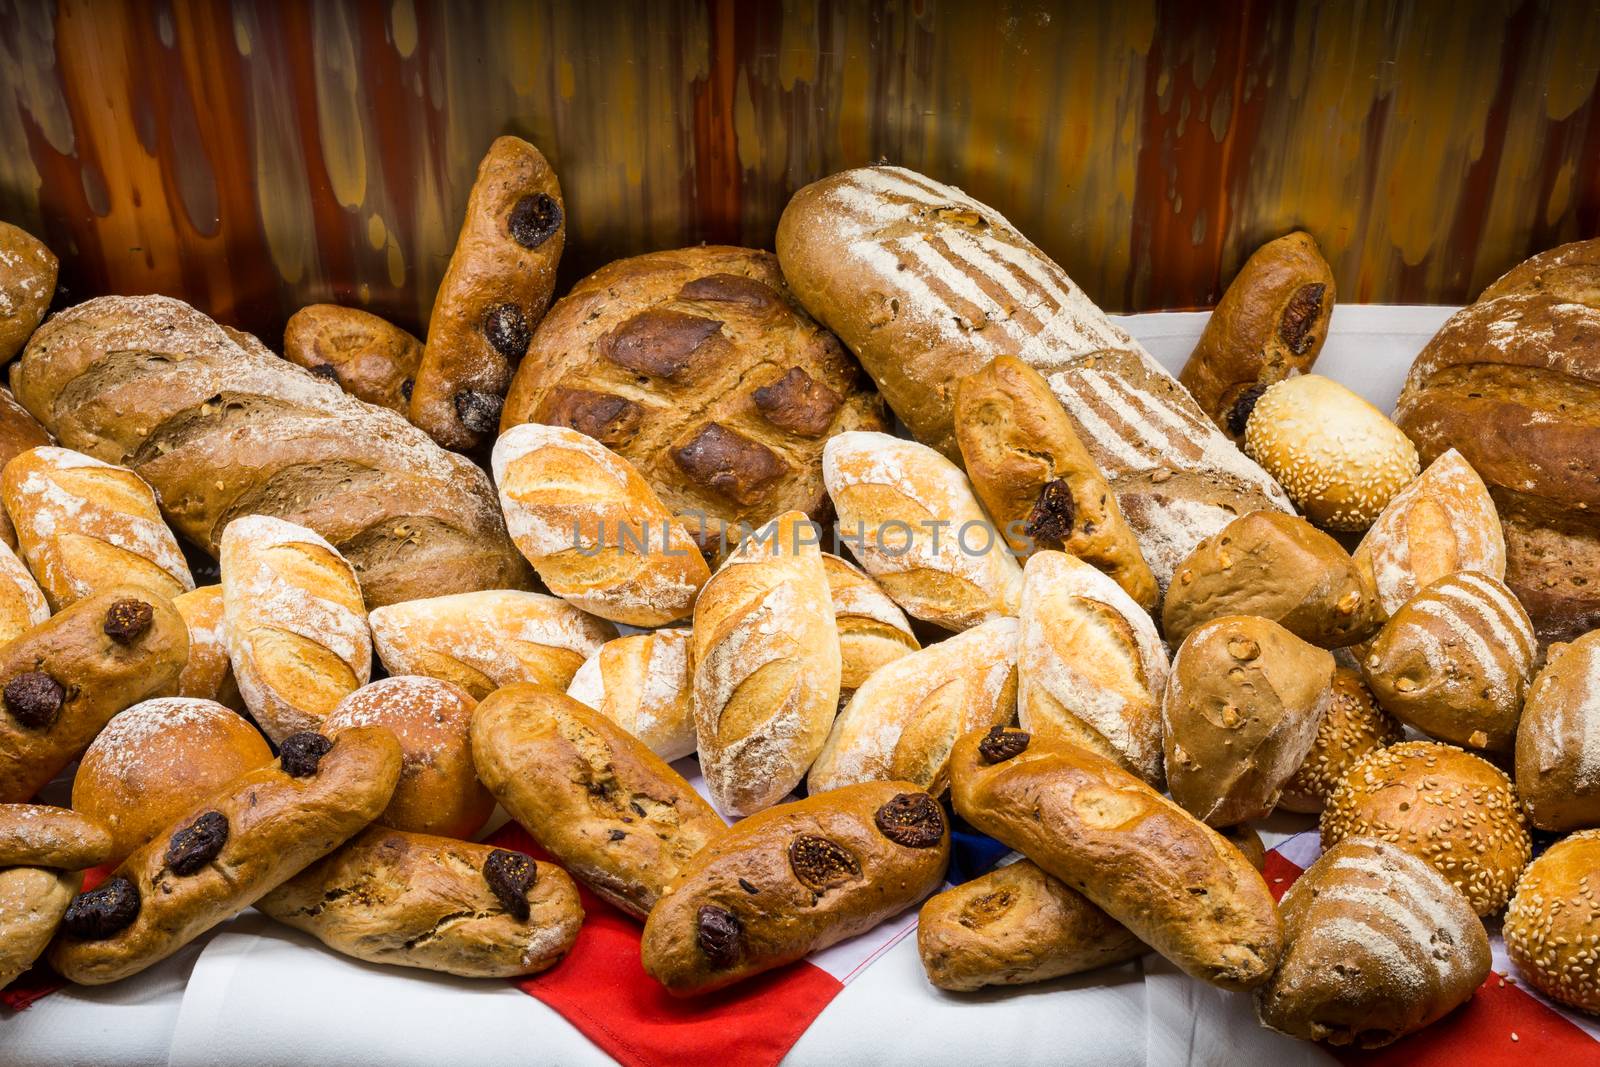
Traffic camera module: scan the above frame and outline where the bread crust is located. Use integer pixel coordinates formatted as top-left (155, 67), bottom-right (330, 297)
top-left (0, 804), bottom-right (112, 869)
top-left (0, 222), bottom-right (56, 363)
top-left (821, 552), bottom-right (918, 692)
top-left (1278, 669), bottom-right (1401, 814)
top-left (566, 628), bottom-right (696, 761)
top-left (0, 386), bottom-right (54, 551)
top-left (0, 538), bottom-right (49, 650)
top-left (0, 866), bottom-right (77, 991)
top-left (171, 585), bottom-right (243, 710)
top-left (1503, 829), bottom-right (1600, 1014)
top-left (1514, 630), bottom-right (1600, 831)
top-left (283, 304), bottom-right (422, 415)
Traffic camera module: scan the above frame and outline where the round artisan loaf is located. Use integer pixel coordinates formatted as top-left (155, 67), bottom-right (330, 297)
top-left (0, 222), bottom-right (56, 363)
top-left (1503, 829), bottom-right (1600, 1015)
top-left (1515, 629), bottom-right (1600, 831)
top-left (566, 628), bottom-right (696, 761)
top-left (71, 697), bottom-right (273, 862)
top-left (1278, 668), bottom-right (1401, 814)
top-left (501, 245), bottom-right (887, 551)
top-left (282, 304), bottom-right (423, 415)
top-left (1321, 741), bottom-right (1531, 916)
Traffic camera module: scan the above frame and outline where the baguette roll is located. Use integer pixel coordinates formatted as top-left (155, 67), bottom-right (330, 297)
top-left (0, 804), bottom-right (112, 869)
top-left (822, 552), bottom-right (919, 692)
top-left (566, 628), bottom-right (696, 761)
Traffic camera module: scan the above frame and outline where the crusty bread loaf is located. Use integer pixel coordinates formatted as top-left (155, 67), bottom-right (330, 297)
top-left (282, 304), bottom-right (423, 415)
top-left (170, 585), bottom-right (242, 710)
top-left (1514, 629), bottom-right (1600, 831)
top-left (823, 430), bottom-right (1021, 631)
top-left (2, 446), bottom-right (194, 610)
top-left (493, 423), bottom-right (710, 626)
top-left (1278, 668), bottom-right (1400, 814)
top-left (0, 866), bottom-right (77, 991)
top-left (0, 222), bottom-right (56, 363)
top-left (369, 589), bottom-right (615, 700)
top-left (0, 538), bottom-right (48, 649)
top-left (0, 804), bottom-right (112, 869)
top-left (1503, 829), bottom-right (1600, 1014)
top-left (12, 295), bottom-right (529, 607)
top-left (1017, 551), bottom-right (1167, 786)
top-left (0, 386), bottom-right (54, 551)
top-left (808, 616), bottom-right (1017, 795)
top-left (566, 628), bottom-right (696, 761)
top-left (822, 552), bottom-right (918, 692)
top-left (220, 515), bottom-right (371, 744)
top-left (692, 510), bottom-right (840, 816)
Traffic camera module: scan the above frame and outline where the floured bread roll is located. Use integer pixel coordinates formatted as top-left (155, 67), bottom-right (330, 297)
top-left (567, 628), bottom-right (696, 761)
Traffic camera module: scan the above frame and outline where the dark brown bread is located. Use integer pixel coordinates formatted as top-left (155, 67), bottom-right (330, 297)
top-left (0, 804), bottom-right (112, 869)
top-left (282, 304), bottom-right (422, 415)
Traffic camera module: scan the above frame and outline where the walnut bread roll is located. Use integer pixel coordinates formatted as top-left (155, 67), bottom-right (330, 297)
top-left (948, 725), bottom-right (1282, 990)
top-left (470, 684), bottom-right (724, 919)
top-left (1514, 629), bottom-right (1600, 832)
top-left (49, 725), bottom-right (402, 985)
top-left (640, 781), bottom-right (950, 996)
top-left (1503, 829), bottom-right (1600, 1015)
top-left (259, 827), bottom-right (583, 979)
top-left (282, 304), bottom-right (423, 415)
top-left (0, 866), bottom-right (78, 991)
top-left (0, 805), bottom-right (112, 869)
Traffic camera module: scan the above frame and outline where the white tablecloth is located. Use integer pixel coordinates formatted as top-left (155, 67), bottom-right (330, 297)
top-left (0, 304), bottom-right (1460, 1067)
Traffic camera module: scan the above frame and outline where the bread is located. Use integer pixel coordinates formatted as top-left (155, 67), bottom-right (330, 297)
top-left (1321, 741), bottom-right (1531, 916)
top-left (492, 423), bottom-right (710, 626)
top-left (776, 166), bottom-right (1292, 588)
top-left (411, 135), bottom-right (564, 448)
top-left (1361, 571), bottom-right (1535, 753)
top-left (171, 585), bottom-right (242, 710)
top-left (916, 859), bottom-right (1143, 992)
top-left (323, 677), bottom-right (492, 840)
top-left (1279, 668), bottom-right (1401, 814)
top-left (822, 552), bottom-right (918, 692)
top-left (1017, 550), bottom-right (1167, 786)
top-left (1223, 823), bottom-right (1268, 871)
top-left (0, 805), bottom-right (112, 869)
top-left (948, 726), bottom-right (1281, 990)
top-left (1503, 829), bottom-right (1600, 1015)
top-left (369, 589), bottom-right (615, 700)
top-left (1515, 629), bottom-right (1600, 831)
top-left (221, 515), bottom-right (371, 744)
top-left (259, 827), bottom-right (583, 978)
top-left (0, 538), bottom-right (48, 649)
top-left (1179, 231), bottom-right (1335, 439)
top-left (1162, 616), bottom-right (1335, 826)
top-left (822, 430), bottom-right (1021, 630)
top-left (0, 867), bottom-right (77, 991)
top-left (0, 587), bottom-right (188, 803)
top-left (500, 246), bottom-right (887, 553)
top-left (2, 445), bottom-right (195, 610)
top-left (1161, 510), bottom-right (1382, 648)
top-left (953, 355), bottom-right (1156, 609)
top-left (0, 222), bottom-right (56, 363)
top-left (469, 684), bottom-right (724, 919)
top-left (71, 697), bottom-right (272, 862)
top-left (49, 724), bottom-right (401, 985)
top-left (566, 628), bottom-right (696, 761)
top-left (282, 304), bottom-right (422, 414)
top-left (1351, 449), bottom-right (1505, 617)
top-left (640, 780), bottom-right (949, 995)
top-left (12, 294), bottom-right (529, 607)
top-left (808, 616), bottom-right (1017, 795)
top-left (1255, 837), bottom-right (1490, 1048)
top-left (0, 386), bottom-right (54, 551)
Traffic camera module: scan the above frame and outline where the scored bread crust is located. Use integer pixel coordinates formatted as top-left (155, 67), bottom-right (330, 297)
top-left (821, 552), bottom-right (919, 692)
top-left (170, 586), bottom-right (243, 710)
top-left (1514, 630), bottom-right (1600, 831)
top-left (566, 628), bottom-right (696, 762)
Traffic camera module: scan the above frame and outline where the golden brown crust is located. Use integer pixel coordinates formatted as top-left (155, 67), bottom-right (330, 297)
top-left (171, 586), bottom-right (243, 711)
top-left (1514, 631), bottom-right (1600, 831)
top-left (0, 804), bottom-right (112, 869)
top-left (1279, 669), bottom-right (1401, 814)
top-left (0, 539), bottom-right (48, 650)
top-left (566, 628), bottom-right (696, 761)
top-left (283, 305), bottom-right (423, 415)
top-left (0, 866), bottom-right (77, 990)
top-left (1503, 829), bottom-right (1600, 1014)
top-left (0, 386), bottom-right (53, 552)
top-left (0, 222), bottom-right (57, 363)
top-left (821, 553), bottom-right (918, 692)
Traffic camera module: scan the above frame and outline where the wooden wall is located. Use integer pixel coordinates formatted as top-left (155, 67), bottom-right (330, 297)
top-left (1, 0), bottom-right (1597, 341)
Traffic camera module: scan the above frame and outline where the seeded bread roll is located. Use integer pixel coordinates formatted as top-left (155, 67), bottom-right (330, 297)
top-left (221, 515), bottom-right (371, 744)
top-left (822, 553), bottom-right (919, 692)
top-left (282, 304), bottom-right (423, 415)
top-left (0, 222), bottom-right (56, 363)
top-left (369, 589), bottom-right (615, 700)
top-left (916, 858), bottom-right (1144, 992)
top-left (1256, 837), bottom-right (1491, 1048)
top-left (808, 616), bottom-right (1017, 796)
top-left (0, 539), bottom-right (48, 649)
top-left (953, 355), bottom-right (1156, 610)
top-left (1017, 550), bottom-right (1168, 786)
top-left (640, 781), bottom-right (950, 995)
top-left (0, 866), bottom-right (77, 991)
top-left (1361, 571), bottom-right (1535, 753)
top-left (470, 684), bottom-right (724, 919)
top-left (1503, 829), bottom-right (1600, 1015)
top-left (171, 585), bottom-right (242, 710)
top-left (1278, 669), bottom-right (1401, 814)
top-left (566, 628), bottom-right (695, 761)
top-left (1515, 630), bottom-right (1600, 831)
top-left (0, 587), bottom-right (188, 803)
top-left (0, 805), bottom-right (112, 869)
top-left (71, 697), bottom-right (272, 863)
top-left (1321, 741), bottom-right (1531, 916)
top-left (412, 135), bottom-right (564, 448)
top-left (260, 827), bottom-right (583, 978)
top-left (0, 387), bottom-right (54, 552)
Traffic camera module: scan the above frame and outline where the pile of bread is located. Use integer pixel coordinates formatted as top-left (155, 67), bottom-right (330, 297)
top-left (0, 141), bottom-right (1596, 1051)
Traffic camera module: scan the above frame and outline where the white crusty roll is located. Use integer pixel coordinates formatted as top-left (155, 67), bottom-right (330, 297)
top-left (0, 539), bottom-right (48, 649)
top-left (567, 628), bottom-right (696, 761)
top-left (1, 446), bottom-right (194, 610)
top-left (823, 430), bottom-right (1021, 631)
top-left (808, 616), bottom-right (1017, 795)
top-left (1017, 550), bottom-right (1167, 786)
top-left (369, 589), bottom-right (615, 700)
top-left (823, 552), bottom-right (919, 691)
top-left (492, 424), bottom-right (709, 626)
top-left (220, 515), bottom-right (371, 744)
top-left (691, 510), bottom-right (840, 816)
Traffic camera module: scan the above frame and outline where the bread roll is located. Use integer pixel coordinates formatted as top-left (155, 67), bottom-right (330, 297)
top-left (692, 510), bottom-right (840, 816)
top-left (260, 827), bottom-right (583, 978)
top-left (470, 684), bottom-right (724, 919)
top-left (1279, 668), bottom-right (1401, 814)
top-left (0, 387), bottom-right (53, 552)
top-left (1361, 571), bottom-right (1535, 753)
top-left (1321, 741), bottom-right (1530, 916)
top-left (492, 424), bottom-right (710, 626)
top-left (2, 446), bottom-right (194, 610)
top-left (282, 304), bottom-right (423, 415)
top-left (566, 628), bottom-right (696, 761)
top-left (220, 515), bottom-right (371, 744)
top-left (1255, 837), bottom-right (1490, 1048)
top-left (0, 867), bottom-right (77, 991)
top-left (1515, 630), bottom-right (1600, 831)
top-left (171, 585), bottom-right (242, 710)
top-left (640, 781), bottom-right (949, 995)
top-left (1503, 829), bottom-right (1600, 1015)
top-left (916, 859), bottom-right (1143, 992)
top-left (49, 725), bottom-right (401, 985)
top-left (0, 538), bottom-right (48, 649)
top-left (323, 677), bottom-right (492, 840)
top-left (71, 697), bottom-right (271, 862)
top-left (0, 805), bottom-right (112, 869)
top-left (822, 552), bottom-right (918, 692)
top-left (1222, 823), bottom-right (1267, 871)
top-left (1017, 550), bottom-right (1167, 786)
top-left (953, 355), bottom-right (1156, 609)
top-left (823, 430), bottom-right (1021, 631)
top-left (808, 616), bottom-right (1017, 795)
top-left (0, 222), bottom-right (56, 363)
top-left (948, 726), bottom-right (1281, 990)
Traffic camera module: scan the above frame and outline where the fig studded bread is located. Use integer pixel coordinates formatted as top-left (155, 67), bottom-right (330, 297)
top-left (170, 585), bottom-right (243, 710)
top-left (822, 552), bottom-right (919, 692)
top-left (1514, 629), bottom-right (1600, 831)
top-left (1503, 829), bottom-right (1600, 1015)
top-left (0, 804), bottom-right (112, 869)
top-left (0, 539), bottom-right (48, 649)
top-left (0, 866), bottom-right (78, 991)
top-left (282, 304), bottom-right (423, 415)
top-left (11, 294), bottom-right (529, 607)
top-left (0, 222), bottom-right (56, 363)
top-left (566, 628), bottom-right (696, 761)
